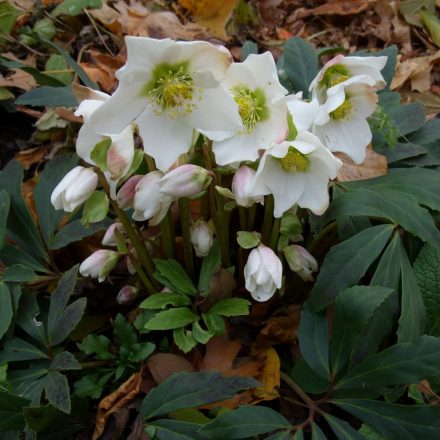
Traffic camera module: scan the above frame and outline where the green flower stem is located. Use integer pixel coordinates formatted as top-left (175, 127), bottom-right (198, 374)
top-left (307, 221), bottom-right (337, 254)
top-left (248, 204), bottom-right (257, 231)
top-left (160, 209), bottom-right (175, 259)
top-left (280, 371), bottom-right (315, 406)
top-left (127, 248), bottom-right (156, 294)
top-left (238, 206), bottom-right (247, 231)
top-left (179, 198), bottom-right (195, 278)
top-left (270, 218), bottom-right (281, 251)
top-left (96, 169), bottom-right (157, 293)
top-left (261, 195), bottom-right (274, 244)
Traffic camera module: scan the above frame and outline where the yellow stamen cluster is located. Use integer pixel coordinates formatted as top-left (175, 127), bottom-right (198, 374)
top-left (233, 86), bottom-right (268, 133)
top-left (280, 147), bottom-right (310, 173)
top-left (330, 99), bottom-right (352, 120)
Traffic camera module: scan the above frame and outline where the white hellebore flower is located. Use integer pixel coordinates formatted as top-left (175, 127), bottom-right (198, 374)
top-left (249, 131), bottom-right (342, 218)
top-left (79, 250), bottom-right (119, 282)
top-left (190, 220), bottom-right (213, 257)
top-left (284, 245), bottom-right (318, 282)
top-left (310, 54), bottom-right (387, 101)
top-left (133, 171), bottom-right (173, 225)
top-left (116, 175), bottom-right (143, 209)
top-left (89, 37), bottom-right (243, 171)
top-left (232, 165), bottom-right (264, 207)
top-left (75, 90), bottom-right (135, 182)
top-left (158, 164), bottom-right (212, 199)
top-left (51, 166), bottom-right (98, 212)
top-left (244, 244), bottom-right (282, 302)
top-left (102, 223), bottom-right (124, 247)
top-left (288, 75), bottom-right (379, 164)
top-left (213, 52), bottom-right (288, 166)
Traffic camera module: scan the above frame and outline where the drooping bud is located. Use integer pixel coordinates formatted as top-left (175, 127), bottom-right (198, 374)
top-left (51, 166), bottom-right (98, 212)
top-left (244, 244), bottom-right (282, 302)
top-left (158, 164), bottom-right (212, 199)
top-left (79, 249), bottom-right (119, 282)
top-left (190, 220), bottom-right (213, 257)
top-left (102, 223), bottom-right (124, 247)
top-left (116, 175), bottom-right (143, 209)
top-left (116, 285), bottom-right (139, 305)
top-left (232, 165), bottom-right (264, 207)
top-left (284, 245), bottom-right (318, 282)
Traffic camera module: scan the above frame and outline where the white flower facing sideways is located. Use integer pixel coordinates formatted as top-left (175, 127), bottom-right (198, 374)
top-left (284, 245), bottom-right (318, 282)
top-left (213, 52), bottom-right (289, 166)
top-left (244, 244), bottom-right (282, 302)
top-left (75, 90), bottom-right (135, 184)
top-left (190, 220), bottom-right (213, 257)
top-left (51, 166), bottom-right (98, 212)
top-left (249, 131), bottom-right (342, 218)
top-left (232, 165), bottom-right (264, 208)
top-left (79, 249), bottom-right (119, 282)
top-left (88, 37), bottom-right (243, 171)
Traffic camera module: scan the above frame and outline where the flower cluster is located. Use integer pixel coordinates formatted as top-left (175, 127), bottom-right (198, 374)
top-left (51, 37), bottom-right (386, 303)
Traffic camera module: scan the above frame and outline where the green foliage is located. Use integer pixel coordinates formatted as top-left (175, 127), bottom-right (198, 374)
top-left (81, 191), bottom-right (109, 225)
top-left (236, 230), bottom-right (261, 249)
top-left (51, 0), bottom-right (102, 17)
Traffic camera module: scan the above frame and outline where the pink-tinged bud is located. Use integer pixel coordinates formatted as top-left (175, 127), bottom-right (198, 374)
top-left (51, 166), bottom-right (98, 212)
top-left (284, 245), bottom-right (318, 282)
top-left (116, 285), bottom-right (139, 305)
top-left (102, 223), bottom-right (124, 247)
top-left (133, 171), bottom-right (173, 225)
top-left (244, 244), bottom-right (282, 302)
top-left (158, 164), bottom-right (212, 199)
top-left (116, 175), bottom-right (143, 209)
top-left (79, 249), bottom-right (119, 282)
top-left (232, 166), bottom-right (264, 207)
top-left (190, 220), bottom-right (213, 257)
top-left (106, 129), bottom-right (135, 180)
top-left (125, 255), bottom-right (136, 275)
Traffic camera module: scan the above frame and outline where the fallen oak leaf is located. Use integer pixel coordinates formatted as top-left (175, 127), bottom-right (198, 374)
top-left (298, 0), bottom-right (369, 18)
top-left (147, 352), bottom-right (195, 384)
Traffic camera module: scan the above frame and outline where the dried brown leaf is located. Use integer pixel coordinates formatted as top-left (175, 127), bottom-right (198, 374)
top-left (147, 353), bottom-right (195, 384)
top-left (298, 0), bottom-right (369, 18)
top-left (253, 347), bottom-right (280, 401)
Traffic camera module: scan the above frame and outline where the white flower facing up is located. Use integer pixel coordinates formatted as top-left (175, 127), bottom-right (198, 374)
top-left (133, 171), bottom-right (173, 225)
top-left (232, 165), bottom-right (264, 208)
top-left (213, 52), bottom-right (288, 166)
top-left (75, 91), bottom-right (135, 182)
top-left (88, 37), bottom-right (243, 171)
top-left (249, 131), bottom-right (342, 218)
top-left (190, 220), bottom-right (213, 257)
top-left (51, 166), bottom-right (98, 212)
top-left (310, 54), bottom-right (387, 101)
top-left (244, 244), bottom-right (282, 302)
top-left (288, 75), bottom-right (379, 164)
top-left (79, 250), bottom-right (119, 282)
top-left (284, 245), bottom-right (318, 282)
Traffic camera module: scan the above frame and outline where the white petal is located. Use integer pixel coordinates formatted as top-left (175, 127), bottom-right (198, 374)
top-left (348, 85), bottom-right (378, 119)
top-left (298, 171), bottom-right (330, 215)
top-left (74, 95), bottom-right (107, 120)
top-left (107, 127), bottom-right (135, 180)
top-left (136, 107), bottom-right (193, 171)
top-left (213, 130), bottom-right (261, 166)
top-left (76, 124), bottom-right (103, 164)
top-left (287, 98), bottom-right (320, 132)
top-left (343, 56), bottom-right (387, 86)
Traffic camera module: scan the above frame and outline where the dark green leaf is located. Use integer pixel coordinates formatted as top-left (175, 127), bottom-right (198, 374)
top-left (284, 37), bottom-right (318, 97)
top-left (130, 342), bottom-right (155, 362)
top-left (8, 369), bottom-right (46, 404)
top-left (331, 286), bottom-right (393, 374)
top-left (407, 119), bottom-right (440, 145)
top-left (198, 240), bottom-right (221, 294)
top-left (0, 282), bottom-right (13, 339)
top-left (0, 244), bottom-right (49, 273)
top-left (334, 398), bottom-right (440, 440)
top-left (15, 292), bottom-right (47, 346)
top-left (358, 425), bottom-right (387, 439)
top-left (0, 160), bottom-right (47, 262)
top-left (81, 191), bottom-right (109, 224)
top-left (297, 302), bottom-right (329, 379)
top-left (0, 337), bottom-right (49, 363)
top-left (74, 373), bottom-right (113, 399)
top-left (0, 391), bottom-right (29, 430)
top-left (202, 312), bottom-right (225, 335)
top-left (114, 313), bottom-right (137, 348)
top-left (375, 143), bottom-right (427, 164)
top-left (311, 422), bottom-right (327, 440)
top-left (199, 405), bottom-right (291, 439)
top-left (324, 413), bottom-right (366, 440)
top-left (44, 371), bottom-right (71, 414)
top-left (2, 264), bottom-right (38, 282)
top-left (173, 327), bottom-right (197, 353)
top-left (34, 154), bottom-right (78, 246)
top-left (267, 431), bottom-right (298, 440)
top-left (45, 54), bottom-right (73, 85)
top-left (337, 336), bottom-right (440, 390)
top-left (51, 0), bottom-right (102, 17)
top-left (154, 259), bottom-right (197, 296)
top-left (290, 358), bottom-right (329, 394)
top-left (140, 293), bottom-right (192, 309)
top-left (388, 102), bottom-right (426, 136)
top-left (149, 419), bottom-right (206, 440)
top-left (0, 189), bottom-right (9, 250)
top-left (15, 86), bottom-right (78, 107)
top-left (140, 371), bottom-right (259, 419)
top-left (241, 41), bottom-right (258, 61)
top-left (50, 352), bottom-right (81, 371)
top-left (77, 334), bottom-right (112, 360)
top-left (309, 225), bottom-right (394, 311)
top-left (209, 298), bottom-right (251, 316)
top-left (145, 308), bottom-right (197, 331)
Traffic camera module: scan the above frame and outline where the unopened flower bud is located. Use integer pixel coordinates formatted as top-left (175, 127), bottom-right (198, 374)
top-left (158, 164), bottom-right (212, 199)
top-left (244, 244), bottom-right (282, 302)
top-left (51, 166), bottom-right (98, 212)
top-left (125, 255), bottom-right (136, 275)
top-left (190, 220), bottom-right (213, 257)
top-left (116, 285), bottom-right (139, 305)
top-left (102, 223), bottom-right (124, 246)
top-left (284, 245), bottom-right (318, 282)
top-left (79, 250), bottom-right (119, 282)
top-left (116, 175), bottom-right (143, 209)
top-left (232, 165), bottom-right (264, 207)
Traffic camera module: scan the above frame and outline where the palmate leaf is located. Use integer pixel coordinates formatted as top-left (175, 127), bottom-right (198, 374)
top-left (308, 224), bottom-right (394, 311)
top-left (140, 372), bottom-right (259, 419)
top-left (324, 414), bottom-right (366, 440)
top-left (154, 259), bottom-right (197, 296)
top-left (43, 371), bottom-right (71, 414)
top-left (334, 399), bottom-right (440, 440)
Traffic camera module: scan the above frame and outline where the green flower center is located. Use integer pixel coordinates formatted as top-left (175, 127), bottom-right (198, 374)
top-left (330, 98), bottom-right (352, 120)
top-left (320, 64), bottom-right (351, 89)
top-left (280, 147), bottom-right (310, 173)
top-left (143, 62), bottom-right (195, 115)
top-left (232, 85), bottom-right (268, 132)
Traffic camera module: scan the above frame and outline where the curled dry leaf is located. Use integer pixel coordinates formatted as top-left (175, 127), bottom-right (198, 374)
top-left (298, 0), bottom-right (369, 18)
top-left (336, 146), bottom-right (388, 182)
top-left (147, 352), bottom-right (195, 384)
top-left (93, 371), bottom-right (143, 440)
top-left (252, 347), bottom-right (280, 401)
